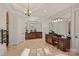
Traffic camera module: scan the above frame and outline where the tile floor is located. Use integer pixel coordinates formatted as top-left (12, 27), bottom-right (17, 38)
top-left (5, 39), bottom-right (79, 56)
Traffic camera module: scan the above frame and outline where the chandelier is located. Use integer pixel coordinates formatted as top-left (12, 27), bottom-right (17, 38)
top-left (24, 2), bottom-right (31, 16)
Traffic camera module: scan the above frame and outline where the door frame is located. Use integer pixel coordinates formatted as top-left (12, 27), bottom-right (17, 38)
top-left (72, 7), bottom-right (79, 51)
top-left (6, 11), bottom-right (9, 47)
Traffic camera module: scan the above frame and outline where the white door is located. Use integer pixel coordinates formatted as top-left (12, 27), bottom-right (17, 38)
top-left (74, 9), bottom-right (79, 51)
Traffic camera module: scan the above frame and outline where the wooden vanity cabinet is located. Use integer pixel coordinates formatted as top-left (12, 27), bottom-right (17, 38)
top-left (25, 32), bottom-right (42, 39)
top-left (53, 36), bottom-right (59, 48)
top-left (45, 34), bottom-right (54, 45)
top-left (58, 38), bottom-right (70, 51)
top-left (45, 34), bottom-right (70, 52)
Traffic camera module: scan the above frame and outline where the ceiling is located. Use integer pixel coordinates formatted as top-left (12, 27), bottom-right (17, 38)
top-left (0, 3), bottom-right (77, 19)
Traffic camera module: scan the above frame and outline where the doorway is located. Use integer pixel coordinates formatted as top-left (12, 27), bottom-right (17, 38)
top-left (74, 9), bottom-right (79, 51)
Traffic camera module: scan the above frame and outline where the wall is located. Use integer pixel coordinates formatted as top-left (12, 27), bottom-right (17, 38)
top-left (9, 12), bottom-right (25, 44)
top-left (0, 6), bottom-right (6, 29)
top-left (0, 44), bottom-right (6, 56)
top-left (0, 5), bottom-right (7, 56)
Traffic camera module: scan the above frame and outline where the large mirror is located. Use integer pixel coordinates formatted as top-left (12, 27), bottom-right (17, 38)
top-left (25, 21), bottom-right (42, 33)
top-left (49, 18), bottom-right (71, 37)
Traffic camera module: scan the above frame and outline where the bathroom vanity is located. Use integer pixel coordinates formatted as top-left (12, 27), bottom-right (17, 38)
top-left (45, 34), bottom-right (70, 51)
top-left (25, 32), bottom-right (42, 39)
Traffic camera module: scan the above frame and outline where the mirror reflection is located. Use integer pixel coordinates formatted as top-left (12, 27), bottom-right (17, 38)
top-left (25, 21), bottom-right (42, 33)
top-left (49, 18), bottom-right (71, 38)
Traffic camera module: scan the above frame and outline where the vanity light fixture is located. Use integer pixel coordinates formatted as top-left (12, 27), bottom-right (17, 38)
top-left (52, 18), bottom-right (62, 23)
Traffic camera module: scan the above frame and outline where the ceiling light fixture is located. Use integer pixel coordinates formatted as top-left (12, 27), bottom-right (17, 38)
top-left (24, 0), bottom-right (31, 16)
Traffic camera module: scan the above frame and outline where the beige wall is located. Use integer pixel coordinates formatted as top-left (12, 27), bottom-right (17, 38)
top-left (0, 5), bottom-right (7, 55)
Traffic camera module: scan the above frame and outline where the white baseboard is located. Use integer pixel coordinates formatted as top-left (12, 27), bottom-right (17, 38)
top-left (9, 40), bottom-right (24, 46)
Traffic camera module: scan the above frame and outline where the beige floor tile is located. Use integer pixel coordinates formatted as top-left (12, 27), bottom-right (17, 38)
top-left (29, 49), bottom-right (37, 56)
top-left (37, 48), bottom-right (45, 56)
top-left (21, 48), bottom-right (30, 56)
top-left (5, 39), bottom-right (79, 56)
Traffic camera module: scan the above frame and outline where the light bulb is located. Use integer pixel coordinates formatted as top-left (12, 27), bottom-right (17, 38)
top-left (54, 20), bottom-right (56, 23)
top-left (58, 19), bottom-right (60, 21)
top-left (24, 10), bottom-right (27, 13)
top-left (60, 19), bottom-right (62, 21)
